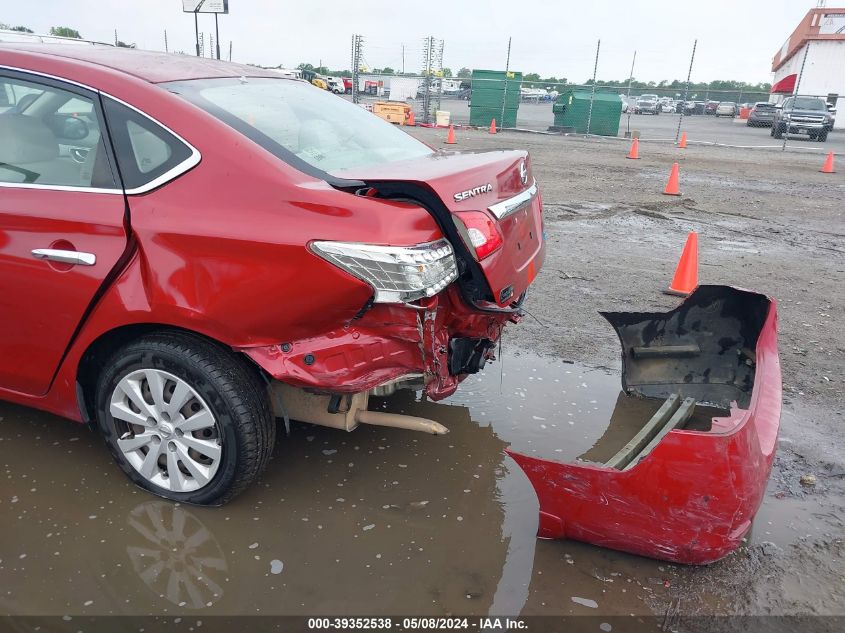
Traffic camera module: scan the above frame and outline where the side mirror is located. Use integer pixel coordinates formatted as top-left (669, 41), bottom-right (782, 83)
top-left (44, 113), bottom-right (90, 140)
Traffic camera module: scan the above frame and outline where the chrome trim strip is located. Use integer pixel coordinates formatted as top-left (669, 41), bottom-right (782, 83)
top-left (31, 248), bottom-right (96, 266)
top-left (488, 180), bottom-right (538, 220)
top-left (0, 64), bottom-right (202, 195)
top-left (0, 181), bottom-right (121, 194)
top-left (0, 63), bottom-right (96, 91)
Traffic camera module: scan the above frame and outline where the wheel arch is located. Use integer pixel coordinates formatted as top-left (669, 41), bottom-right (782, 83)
top-left (75, 322), bottom-right (268, 426)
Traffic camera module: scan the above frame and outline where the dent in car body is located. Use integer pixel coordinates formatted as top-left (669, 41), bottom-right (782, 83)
top-left (0, 47), bottom-right (540, 421)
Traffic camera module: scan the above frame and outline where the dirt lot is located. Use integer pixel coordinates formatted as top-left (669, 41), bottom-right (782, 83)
top-left (1, 128), bottom-right (843, 630)
top-left (412, 127), bottom-right (845, 623)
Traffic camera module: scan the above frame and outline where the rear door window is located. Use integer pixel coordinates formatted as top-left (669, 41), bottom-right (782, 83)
top-left (102, 97), bottom-right (195, 191)
top-left (0, 74), bottom-right (117, 189)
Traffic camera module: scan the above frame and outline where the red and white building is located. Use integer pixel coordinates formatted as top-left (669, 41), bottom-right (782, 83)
top-left (771, 7), bottom-right (845, 105)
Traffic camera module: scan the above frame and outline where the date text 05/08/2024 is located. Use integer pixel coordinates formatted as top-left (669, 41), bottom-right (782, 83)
top-left (307, 617), bottom-right (528, 630)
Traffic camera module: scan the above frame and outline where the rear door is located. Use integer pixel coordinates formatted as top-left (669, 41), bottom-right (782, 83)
top-left (0, 70), bottom-right (128, 396)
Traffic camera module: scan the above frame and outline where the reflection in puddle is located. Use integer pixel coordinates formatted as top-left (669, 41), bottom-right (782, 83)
top-left (126, 501), bottom-right (227, 609)
top-left (0, 352), bottom-right (830, 618)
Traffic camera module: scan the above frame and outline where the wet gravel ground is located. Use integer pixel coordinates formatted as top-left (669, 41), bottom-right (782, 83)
top-left (1, 128), bottom-right (843, 628)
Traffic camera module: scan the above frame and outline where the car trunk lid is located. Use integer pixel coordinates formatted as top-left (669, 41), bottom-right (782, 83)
top-left (334, 150), bottom-right (545, 307)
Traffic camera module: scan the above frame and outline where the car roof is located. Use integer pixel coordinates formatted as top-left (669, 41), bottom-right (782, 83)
top-left (0, 43), bottom-right (283, 83)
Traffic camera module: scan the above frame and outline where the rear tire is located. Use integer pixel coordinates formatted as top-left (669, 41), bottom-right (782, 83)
top-left (95, 332), bottom-right (275, 505)
top-left (773, 124), bottom-right (783, 139)
top-left (818, 130), bottom-right (828, 142)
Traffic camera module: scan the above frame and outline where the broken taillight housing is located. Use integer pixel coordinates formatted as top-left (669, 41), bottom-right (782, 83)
top-left (452, 211), bottom-right (504, 260)
top-left (310, 238), bottom-right (458, 304)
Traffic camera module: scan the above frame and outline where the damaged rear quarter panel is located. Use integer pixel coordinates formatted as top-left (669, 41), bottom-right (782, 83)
top-left (242, 286), bottom-right (511, 401)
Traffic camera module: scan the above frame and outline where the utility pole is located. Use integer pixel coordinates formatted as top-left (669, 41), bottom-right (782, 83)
top-left (675, 39), bottom-right (698, 144)
top-left (501, 36), bottom-right (512, 129)
top-left (351, 34), bottom-right (363, 104)
top-left (586, 39), bottom-right (600, 135)
top-left (194, 11), bottom-right (200, 56)
top-left (114, 29), bottom-right (118, 46)
top-left (626, 50), bottom-right (636, 136)
top-left (402, 44), bottom-right (405, 75)
top-left (214, 13), bottom-right (220, 60)
top-left (228, 40), bottom-right (232, 62)
top-left (164, 29), bottom-right (169, 53)
top-left (783, 43), bottom-right (811, 151)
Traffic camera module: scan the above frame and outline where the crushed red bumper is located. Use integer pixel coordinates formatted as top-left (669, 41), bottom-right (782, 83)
top-left (507, 286), bottom-right (781, 564)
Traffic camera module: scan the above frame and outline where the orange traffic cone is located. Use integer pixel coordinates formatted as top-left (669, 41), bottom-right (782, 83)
top-left (820, 151), bottom-right (835, 173)
top-left (445, 124), bottom-right (456, 144)
top-left (406, 110), bottom-right (415, 126)
top-left (626, 138), bottom-right (640, 159)
top-left (665, 232), bottom-right (699, 297)
top-left (678, 132), bottom-right (687, 149)
top-left (663, 162), bottom-right (681, 196)
top-left (489, 118), bottom-right (497, 134)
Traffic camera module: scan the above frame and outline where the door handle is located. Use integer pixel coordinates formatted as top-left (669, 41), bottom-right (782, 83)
top-left (31, 248), bottom-right (96, 266)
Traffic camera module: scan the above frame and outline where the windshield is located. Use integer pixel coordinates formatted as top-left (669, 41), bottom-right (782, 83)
top-left (785, 97), bottom-right (826, 111)
top-left (165, 77), bottom-right (432, 176)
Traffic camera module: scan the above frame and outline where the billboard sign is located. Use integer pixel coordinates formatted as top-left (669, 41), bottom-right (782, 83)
top-left (182, 0), bottom-right (229, 13)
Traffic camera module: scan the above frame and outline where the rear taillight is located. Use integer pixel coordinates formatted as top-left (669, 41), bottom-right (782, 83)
top-left (310, 238), bottom-right (458, 304)
top-left (452, 211), bottom-right (504, 260)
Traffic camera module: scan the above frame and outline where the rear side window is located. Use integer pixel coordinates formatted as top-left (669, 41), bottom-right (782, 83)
top-left (165, 77), bottom-right (432, 177)
top-left (103, 97), bottom-right (194, 190)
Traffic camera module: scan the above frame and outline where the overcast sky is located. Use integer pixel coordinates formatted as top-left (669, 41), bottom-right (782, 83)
top-left (1, 0), bottom-right (820, 83)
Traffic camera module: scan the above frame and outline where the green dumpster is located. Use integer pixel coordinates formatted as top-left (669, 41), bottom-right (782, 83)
top-left (470, 69), bottom-right (522, 128)
top-left (552, 89), bottom-right (622, 136)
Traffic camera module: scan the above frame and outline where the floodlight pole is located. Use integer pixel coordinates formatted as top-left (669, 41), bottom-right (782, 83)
top-left (194, 11), bottom-right (200, 57)
top-left (214, 13), bottom-right (220, 60)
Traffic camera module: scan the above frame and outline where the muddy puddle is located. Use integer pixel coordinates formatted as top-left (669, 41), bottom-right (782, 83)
top-left (0, 352), bottom-right (841, 619)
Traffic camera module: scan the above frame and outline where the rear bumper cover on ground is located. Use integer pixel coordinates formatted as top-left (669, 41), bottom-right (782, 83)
top-left (507, 286), bottom-right (781, 565)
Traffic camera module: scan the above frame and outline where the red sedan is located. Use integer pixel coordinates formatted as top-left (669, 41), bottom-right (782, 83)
top-left (0, 44), bottom-right (545, 504)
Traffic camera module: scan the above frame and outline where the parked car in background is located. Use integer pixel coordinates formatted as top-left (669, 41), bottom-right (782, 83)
top-left (747, 102), bottom-right (776, 127)
top-left (661, 101), bottom-right (675, 113)
top-left (771, 96), bottom-right (834, 141)
top-left (715, 102), bottom-right (737, 117)
top-left (704, 100), bottom-right (719, 115)
top-left (0, 43), bottom-right (546, 504)
top-left (827, 102), bottom-right (837, 129)
top-left (636, 97), bottom-right (660, 115)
